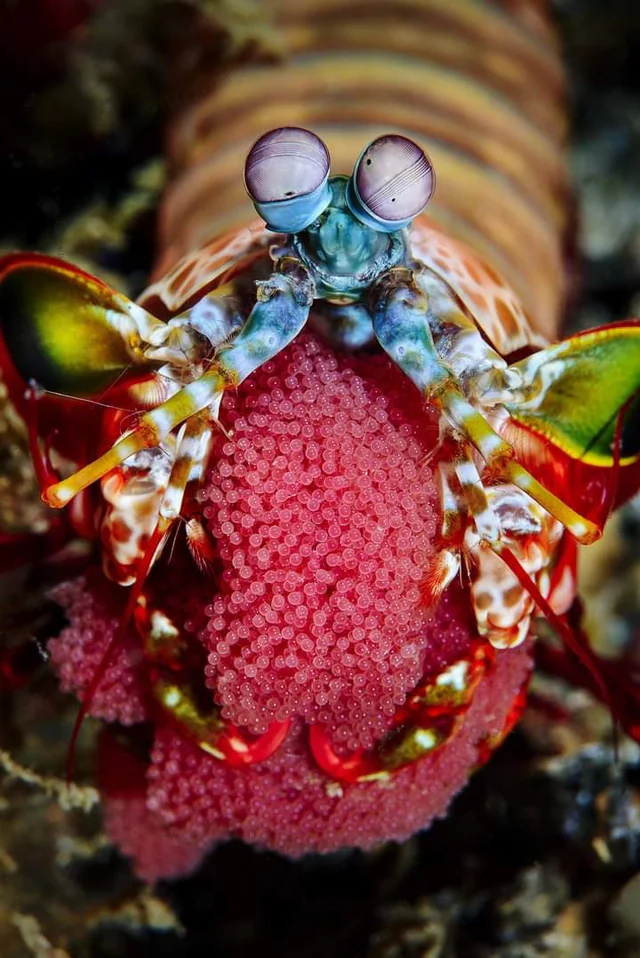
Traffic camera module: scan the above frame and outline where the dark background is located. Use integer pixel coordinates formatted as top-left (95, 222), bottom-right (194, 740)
top-left (1, 2), bottom-right (640, 955)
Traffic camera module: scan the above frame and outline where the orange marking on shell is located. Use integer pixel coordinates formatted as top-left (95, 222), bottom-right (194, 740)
top-left (495, 297), bottom-right (520, 339)
top-left (100, 454), bottom-right (171, 587)
top-left (474, 592), bottom-right (492, 611)
top-left (503, 585), bottom-right (523, 608)
top-left (411, 218), bottom-right (543, 354)
top-left (141, 220), bottom-right (269, 315)
top-left (469, 292), bottom-right (488, 312)
top-left (110, 518), bottom-right (133, 544)
top-left (462, 261), bottom-right (484, 284)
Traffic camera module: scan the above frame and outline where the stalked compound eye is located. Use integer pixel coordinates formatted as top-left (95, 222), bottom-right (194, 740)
top-left (244, 127), bottom-right (332, 233)
top-left (347, 135), bottom-right (435, 232)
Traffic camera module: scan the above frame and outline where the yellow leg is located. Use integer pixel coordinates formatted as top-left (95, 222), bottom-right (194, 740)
top-left (44, 366), bottom-right (229, 507)
top-left (371, 267), bottom-right (601, 546)
top-left (44, 256), bottom-right (313, 509)
top-left (438, 385), bottom-right (600, 544)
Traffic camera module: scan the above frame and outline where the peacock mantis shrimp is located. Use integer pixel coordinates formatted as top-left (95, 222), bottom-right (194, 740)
top-left (2, 124), bottom-right (640, 775)
top-left (1, 0), bottom-right (640, 880)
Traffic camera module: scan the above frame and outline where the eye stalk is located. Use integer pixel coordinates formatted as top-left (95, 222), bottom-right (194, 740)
top-left (244, 127), bottom-right (332, 233)
top-left (346, 135), bottom-right (435, 232)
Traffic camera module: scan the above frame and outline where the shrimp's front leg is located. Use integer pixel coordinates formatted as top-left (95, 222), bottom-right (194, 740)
top-left (214, 256), bottom-right (314, 382)
top-left (369, 267), bottom-right (600, 545)
top-left (44, 256), bottom-right (314, 508)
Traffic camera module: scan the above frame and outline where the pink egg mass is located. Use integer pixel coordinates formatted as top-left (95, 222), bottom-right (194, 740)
top-left (48, 334), bottom-right (532, 879)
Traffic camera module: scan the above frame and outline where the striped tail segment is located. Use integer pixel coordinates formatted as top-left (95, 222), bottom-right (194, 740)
top-left (158, 0), bottom-right (569, 340)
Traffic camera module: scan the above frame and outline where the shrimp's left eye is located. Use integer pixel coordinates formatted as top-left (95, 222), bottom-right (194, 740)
top-left (347, 135), bottom-right (434, 232)
top-left (244, 127), bottom-right (332, 233)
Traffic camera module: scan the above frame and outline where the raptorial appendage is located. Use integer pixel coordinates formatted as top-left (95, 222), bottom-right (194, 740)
top-left (371, 259), bottom-right (640, 647)
top-left (42, 254), bottom-right (314, 512)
